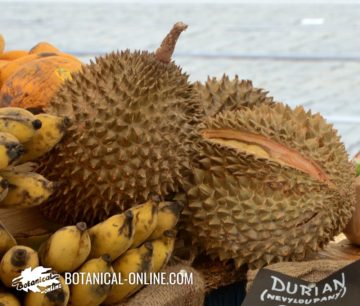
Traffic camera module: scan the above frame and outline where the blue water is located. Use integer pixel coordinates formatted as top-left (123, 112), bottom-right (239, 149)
top-left (2, 2), bottom-right (360, 153)
top-left (2, 3), bottom-right (360, 55)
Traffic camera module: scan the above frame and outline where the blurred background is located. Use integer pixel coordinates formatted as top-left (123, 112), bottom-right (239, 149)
top-left (1, 0), bottom-right (360, 156)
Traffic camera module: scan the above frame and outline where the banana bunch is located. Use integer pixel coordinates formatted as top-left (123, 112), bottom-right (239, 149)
top-left (70, 254), bottom-right (113, 306)
top-left (88, 198), bottom-right (181, 260)
top-left (38, 222), bottom-right (91, 273)
top-left (0, 198), bottom-right (181, 305)
top-left (0, 107), bottom-right (69, 208)
top-left (93, 199), bottom-right (180, 305)
top-left (104, 230), bottom-right (177, 305)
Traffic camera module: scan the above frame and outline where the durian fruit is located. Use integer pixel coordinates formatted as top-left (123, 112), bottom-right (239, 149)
top-left (38, 22), bottom-right (202, 225)
top-left (183, 102), bottom-right (355, 269)
top-left (194, 75), bottom-right (274, 117)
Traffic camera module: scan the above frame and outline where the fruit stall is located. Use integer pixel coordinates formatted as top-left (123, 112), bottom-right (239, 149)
top-left (0, 22), bottom-right (360, 306)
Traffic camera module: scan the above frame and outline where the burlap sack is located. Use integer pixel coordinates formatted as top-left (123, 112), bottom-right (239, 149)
top-left (194, 259), bottom-right (247, 292)
top-left (118, 264), bottom-right (205, 306)
top-left (246, 259), bottom-right (354, 292)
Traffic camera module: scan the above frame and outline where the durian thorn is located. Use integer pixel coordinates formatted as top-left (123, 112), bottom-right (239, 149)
top-left (202, 129), bottom-right (335, 189)
top-left (155, 22), bottom-right (188, 63)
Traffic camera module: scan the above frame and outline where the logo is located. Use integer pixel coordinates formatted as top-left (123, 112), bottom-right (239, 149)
top-left (12, 266), bottom-right (61, 293)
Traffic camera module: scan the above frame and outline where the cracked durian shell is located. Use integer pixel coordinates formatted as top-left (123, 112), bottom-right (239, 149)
top-left (38, 47), bottom-right (202, 225)
top-left (183, 103), bottom-right (355, 269)
top-left (193, 75), bottom-right (274, 117)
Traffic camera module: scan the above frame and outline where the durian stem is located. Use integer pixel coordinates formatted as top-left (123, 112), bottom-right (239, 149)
top-left (155, 22), bottom-right (188, 63)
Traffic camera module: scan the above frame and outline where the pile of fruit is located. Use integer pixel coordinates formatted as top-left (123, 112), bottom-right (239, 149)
top-left (0, 34), bottom-right (82, 112)
top-left (0, 198), bottom-right (180, 305)
top-left (0, 21), bottom-right (359, 304)
top-left (0, 107), bottom-right (68, 208)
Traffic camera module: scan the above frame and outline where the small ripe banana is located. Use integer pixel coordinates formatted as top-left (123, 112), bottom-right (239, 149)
top-left (70, 254), bottom-right (114, 306)
top-left (130, 198), bottom-right (158, 248)
top-left (19, 113), bottom-right (70, 163)
top-left (88, 210), bottom-right (134, 260)
top-left (24, 274), bottom-right (70, 306)
top-left (0, 292), bottom-right (21, 306)
top-left (0, 170), bottom-right (55, 208)
top-left (103, 242), bottom-right (153, 305)
top-left (39, 222), bottom-right (91, 273)
top-left (149, 230), bottom-right (176, 273)
top-left (0, 175), bottom-right (9, 201)
top-left (0, 245), bottom-right (39, 287)
top-left (149, 201), bottom-right (182, 240)
top-left (0, 107), bottom-right (42, 143)
top-left (0, 132), bottom-right (24, 170)
top-left (0, 221), bottom-right (16, 258)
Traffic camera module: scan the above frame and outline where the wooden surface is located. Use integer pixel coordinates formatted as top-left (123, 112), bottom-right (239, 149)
top-left (310, 233), bottom-right (360, 261)
top-left (0, 207), bottom-right (61, 248)
top-left (0, 207), bottom-right (60, 234)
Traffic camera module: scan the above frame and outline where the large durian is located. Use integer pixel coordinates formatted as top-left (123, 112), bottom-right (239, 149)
top-left (183, 102), bottom-right (355, 269)
top-left (38, 22), bottom-right (202, 225)
top-left (194, 75), bottom-right (274, 117)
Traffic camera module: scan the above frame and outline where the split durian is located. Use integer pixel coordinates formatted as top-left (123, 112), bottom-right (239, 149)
top-left (38, 22), bottom-right (202, 225)
top-left (194, 75), bottom-right (274, 117)
top-left (182, 102), bottom-right (355, 269)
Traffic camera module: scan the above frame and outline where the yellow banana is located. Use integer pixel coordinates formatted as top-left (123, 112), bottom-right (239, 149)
top-left (0, 292), bottom-right (21, 306)
top-left (19, 113), bottom-right (70, 163)
top-left (0, 132), bottom-right (24, 169)
top-left (0, 221), bottom-right (16, 258)
top-left (130, 199), bottom-right (158, 248)
top-left (149, 201), bottom-right (182, 240)
top-left (70, 254), bottom-right (114, 306)
top-left (103, 242), bottom-right (153, 305)
top-left (0, 245), bottom-right (39, 287)
top-left (0, 175), bottom-right (9, 201)
top-left (0, 107), bottom-right (42, 143)
top-left (149, 230), bottom-right (176, 272)
top-left (88, 210), bottom-right (134, 260)
top-left (0, 171), bottom-right (55, 208)
top-left (39, 222), bottom-right (91, 273)
top-left (24, 274), bottom-right (69, 306)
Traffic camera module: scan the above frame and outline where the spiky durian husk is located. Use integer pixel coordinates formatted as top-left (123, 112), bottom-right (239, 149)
top-left (183, 103), bottom-right (355, 269)
top-left (193, 75), bottom-right (274, 117)
top-left (38, 50), bottom-right (202, 225)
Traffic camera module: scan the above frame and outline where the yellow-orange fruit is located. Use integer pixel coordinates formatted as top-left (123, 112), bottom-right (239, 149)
top-left (0, 50), bottom-right (29, 61)
top-left (0, 60), bottom-right (9, 69)
top-left (0, 55), bottom-right (83, 109)
top-left (29, 42), bottom-right (60, 54)
top-left (0, 35), bottom-right (4, 53)
top-left (0, 52), bottom-right (59, 87)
